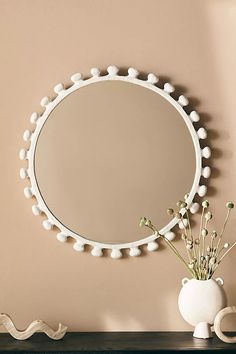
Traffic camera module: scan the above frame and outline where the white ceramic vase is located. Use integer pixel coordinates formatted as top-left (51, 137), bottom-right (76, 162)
top-left (178, 278), bottom-right (227, 339)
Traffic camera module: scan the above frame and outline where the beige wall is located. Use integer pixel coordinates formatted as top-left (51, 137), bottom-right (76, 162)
top-left (0, 0), bottom-right (235, 331)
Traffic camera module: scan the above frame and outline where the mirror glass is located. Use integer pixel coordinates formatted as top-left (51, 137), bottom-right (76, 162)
top-left (34, 81), bottom-right (195, 244)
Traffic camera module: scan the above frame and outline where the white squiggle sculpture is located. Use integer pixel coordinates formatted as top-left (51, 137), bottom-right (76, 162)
top-left (0, 313), bottom-right (67, 340)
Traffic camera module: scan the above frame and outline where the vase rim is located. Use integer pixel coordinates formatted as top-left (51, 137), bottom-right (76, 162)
top-left (190, 278), bottom-right (218, 282)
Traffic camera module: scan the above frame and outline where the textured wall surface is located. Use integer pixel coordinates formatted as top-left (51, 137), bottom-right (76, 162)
top-left (0, 0), bottom-right (235, 331)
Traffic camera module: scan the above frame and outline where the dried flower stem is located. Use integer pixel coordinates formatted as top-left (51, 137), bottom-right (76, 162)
top-left (186, 211), bottom-right (193, 241)
top-left (183, 237), bottom-right (192, 262)
top-left (198, 207), bottom-right (205, 264)
top-left (202, 219), bottom-right (208, 257)
top-left (215, 209), bottom-right (231, 256)
top-left (139, 218), bottom-right (196, 278)
top-left (139, 201), bottom-right (234, 280)
top-left (162, 235), bottom-right (196, 278)
top-left (217, 241), bottom-right (236, 264)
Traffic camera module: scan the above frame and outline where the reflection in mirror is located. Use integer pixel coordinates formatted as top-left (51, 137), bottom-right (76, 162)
top-left (34, 81), bottom-right (195, 244)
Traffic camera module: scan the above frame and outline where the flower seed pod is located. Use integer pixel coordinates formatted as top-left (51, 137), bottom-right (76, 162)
top-left (209, 256), bottom-right (216, 265)
top-left (145, 219), bottom-right (152, 227)
top-left (226, 201), bottom-right (234, 209)
top-left (175, 212), bottom-right (181, 219)
top-left (206, 246), bottom-right (211, 253)
top-left (180, 202), bottom-right (187, 209)
top-left (181, 234), bottom-right (187, 241)
top-left (187, 240), bottom-right (193, 245)
top-left (184, 193), bottom-right (189, 200)
top-left (195, 238), bottom-right (200, 245)
top-left (224, 243), bottom-right (229, 248)
top-left (205, 255), bottom-right (210, 261)
top-left (202, 200), bottom-right (209, 208)
top-left (205, 211), bottom-right (213, 221)
top-left (139, 217), bottom-right (147, 227)
top-left (188, 263), bottom-right (194, 269)
top-left (167, 208), bottom-right (174, 216)
top-left (200, 256), bottom-right (205, 262)
top-left (186, 244), bottom-right (193, 250)
top-left (211, 230), bottom-right (217, 239)
top-left (201, 228), bottom-right (208, 237)
top-left (177, 200), bottom-right (183, 208)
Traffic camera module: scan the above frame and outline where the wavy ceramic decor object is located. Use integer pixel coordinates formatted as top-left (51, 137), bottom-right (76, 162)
top-left (0, 313), bottom-right (67, 340)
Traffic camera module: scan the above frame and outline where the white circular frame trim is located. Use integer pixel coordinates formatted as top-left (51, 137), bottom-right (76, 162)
top-left (19, 66), bottom-right (211, 259)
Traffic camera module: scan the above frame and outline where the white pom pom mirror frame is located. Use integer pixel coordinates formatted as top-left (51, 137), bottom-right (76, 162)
top-left (19, 66), bottom-right (211, 259)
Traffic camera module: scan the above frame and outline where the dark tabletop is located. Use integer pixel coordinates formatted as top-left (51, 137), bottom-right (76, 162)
top-left (0, 331), bottom-right (235, 353)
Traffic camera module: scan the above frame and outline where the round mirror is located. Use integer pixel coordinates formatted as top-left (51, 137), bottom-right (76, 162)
top-left (20, 66), bottom-right (210, 258)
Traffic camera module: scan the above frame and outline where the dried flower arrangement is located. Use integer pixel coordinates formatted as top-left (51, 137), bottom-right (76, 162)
top-left (139, 200), bottom-right (235, 280)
